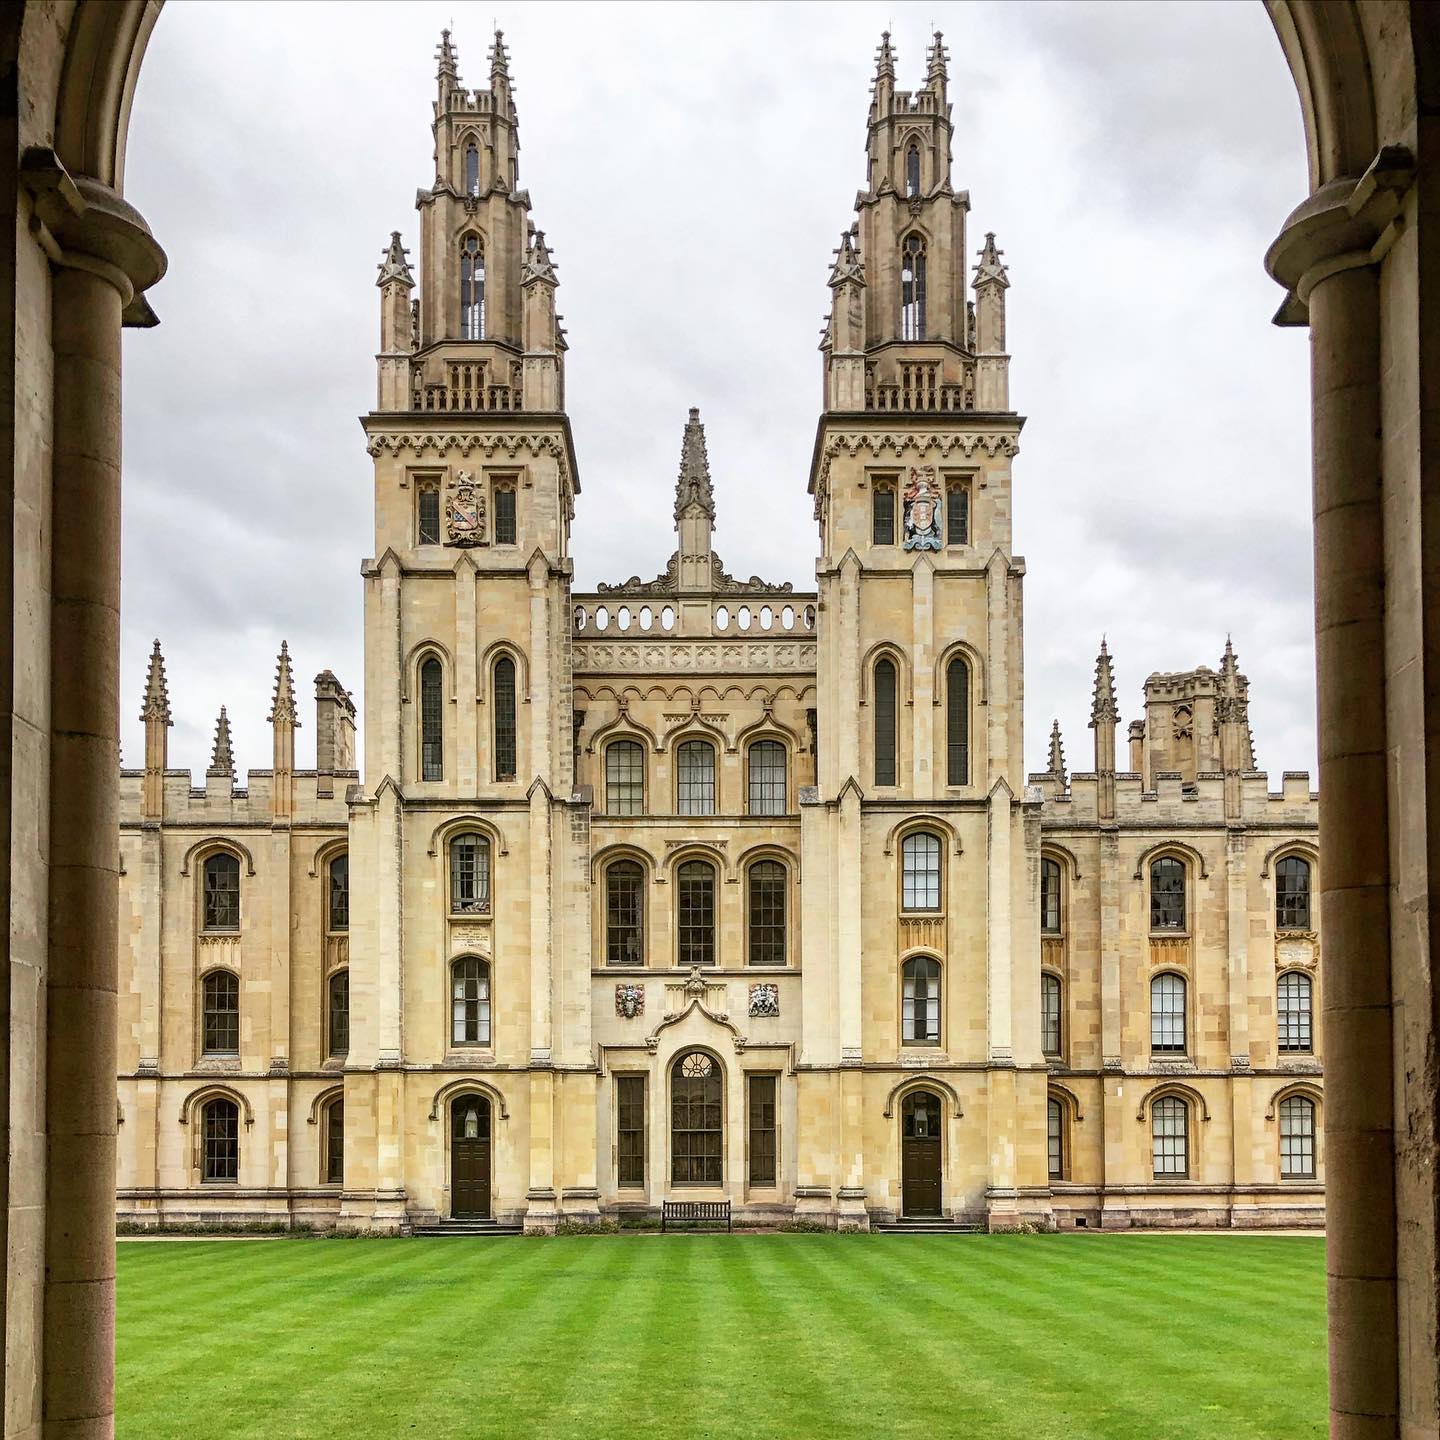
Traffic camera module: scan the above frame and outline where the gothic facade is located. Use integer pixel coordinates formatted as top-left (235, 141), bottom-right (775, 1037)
top-left (115, 30), bottom-right (1322, 1234)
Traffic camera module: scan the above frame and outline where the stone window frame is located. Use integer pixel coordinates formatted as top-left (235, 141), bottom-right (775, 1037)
top-left (1277, 968), bottom-right (1316, 1055)
top-left (672, 852), bottom-right (720, 969)
top-left (199, 848), bottom-right (242, 934)
top-left (1040, 970), bottom-right (1064, 1060)
top-left (490, 650), bottom-right (520, 783)
top-left (741, 848), bottom-right (794, 969)
top-left (602, 735), bottom-right (648, 817)
top-left (489, 470), bottom-right (520, 547)
top-left (1273, 850), bottom-right (1315, 932)
top-left (327, 968), bottom-right (349, 1059)
top-left (746, 1070), bottom-right (780, 1190)
top-left (897, 826), bottom-right (946, 915)
top-left (862, 642), bottom-right (911, 790)
top-left (614, 1071), bottom-right (647, 1190)
top-left (198, 966), bottom-right (240, 1058)
top-left (899, 952), bottom-right (944, 1049)
top-left (414, 472), bottom-right (443, 546)
top-left (459, 229), bottom-right (485, 340)
top-left (744, 735), bottom-right (790, 816)
top-left (674, 735), bottom-right (718, 817)
top-left (1268, 1082), bottom-right (1323, 1183)
top-left (1149, 969), bottom-right (1190, 1057)
top-left (447, 830), bottom-right (493, 919)
top-left (1040, 854), bottom-right (1064, 936)
top-left (602, 853), bottom-right (648, 968)
top-left (449, 953), bottom-right (493, 1049)
top-left (1146, 851), bottom-right (1191, 936)
top-left (669, 1048), bottom-right (726, 1189)
top-left (319, 1089), bottom-right (345, 1187)
top-left (942, 470), bottom-right (973, 547)
top-left (1140, 1085), bottom-right (1207, 1181)
top-left (413, 645), bottom-right (450, 784)
top-left (1046, 1094), bottom-right (1067, 1182)
top-left (870, 472), bottom-right (899, 547)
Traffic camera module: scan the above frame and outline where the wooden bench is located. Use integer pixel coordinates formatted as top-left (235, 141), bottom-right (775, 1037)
top-left (661, 1200), bottom-right (732, 1233)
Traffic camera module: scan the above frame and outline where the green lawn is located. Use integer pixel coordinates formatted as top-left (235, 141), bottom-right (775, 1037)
top-left (116, 1233), bottom-right (1326, 1440)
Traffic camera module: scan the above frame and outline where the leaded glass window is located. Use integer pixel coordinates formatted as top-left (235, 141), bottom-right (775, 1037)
top-left (901, 831), bottom-right (942, 911)
top-left (671, 1051), bottom-right (722, 1185)
top-left (1276, 856), bottom-right (1312, 930)
top-left (606, 860), bottom-right (644, 966)
top-left (1278, 971), bottom-right (1313, 1053)
top-left (1150, 972), bottom-right (1187, 1054)
top-left (1047, 1098), bottom-right (1064, 1179)
top-left (493, 656), bottom-right (517, 781)
top-left (947, 483), bottom-right (969, 545)
top-left (748, 740), bottom-right (786, 815)
top-left (420, 657), bottom-right (444, 781)
top-left (1041, 973), bottom-right (1062, 1057)
top-left (494, 485), bottom-right (517, 545)
top-left (203, 853), bottom-right (240, 932)
top-left (1150, 857), bottom-right (1186, 931)
top-left (328, 854), bottom-right (349, 933)
top-left (1151, 1095), bottom-right (1189, 1178)
top-left (325, 1098), bottom-right (344, 1185)
top-left (460, 234), bottom-right (485, 339)
top-left (874, 658), bottom-right (898, 786)
top-left (451, 956), bottom-right (491, 1046)
top-left (617, 1075), bottom-right (646, 1188)
top-left (946, 656), bottom-right (969, 786)
top-left (676, 740), bottom-right (716, 816)
top-left (872, 485), bottom-right (896, 545)
top-left (902, 955), bottom-right (941, 1045)
top-left (606, 740), bottom-right (645, 816)
top-left (202, 1098), bottom-right (239, 1183)
top-left (748, 1074), bottom-right (777, 1185)
top-left (202, 969), bottom-right (239, 1055)
top-left (328, 969), bottom-right (349, 1057)
top-left (1041, 857), bottom-right (1062, 934)
top-left (901, 233), bottom-right (927, 341)
top-left (417, 486), bottom-right (441, 545)
top-left (1279, 1095), bottom-right (1316, 1179)
top-left (748, 861), bottom-right (786, 967)
top-left (677, 860), bottom-right (716, 967)
top-left (449, 832), bottom-right (491, 915)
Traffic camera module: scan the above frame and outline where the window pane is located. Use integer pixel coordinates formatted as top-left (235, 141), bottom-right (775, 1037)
top-left (421, 658), bottom-right (444, 781)
top-left (606, 861), bottom-right (645, 966)
top-left (748, 741), bottom-right (786, 815)
top-left (1150, 858), bottom-right (1186, 930)
top-left (1041, 973), bottom-right (1062, 1057)
top-left (1279, 1096), bottom-right (1316, 1179)
top-left (872, 487), bottom-right (896, 545)
top-left (874, 660), bottom-right (897, 786)
top-left (617, 1075), bottom-right (646, 1188)
top-left (671, 1052), bottom-right (722, 1185)
top-left (901, 832), bottom-right (941, 911)
top-left (418, 488), bottom-right (440, 545)
top-left (1150, 973), bottom-right (1186, 1053)
top-left (606, 741), bottom-right (645, 816)
top-left (748, 1074), bottom-right (777, 1185)
top-left (460, 235), bottom-right (485, 339)
top-left (493, 657), bottom-right (517, 781)
top-left (495, 487), bottom-right (517, 545)
top-left (326, 1100), bottom-right (344, 1185)
top-left (905, 145), bottom-right (920, 198)
top-left (1152, 1096), bottom-right (1188, 1177)
top-left (677, 862), bottom-right (716, 967)
top-left (748, 861), bottom-right (786, 967)
top-left (449, 833), bottom-right (491, 915)
top-left (946, 658), bottom-right (969, 785)
top-left (329, 854), bottom-right (349, 932)
top-left (901, 235), bottom-right (927, 341)
top-left (946, 485), bottom-right (969, 545)
top-left (202, 970), bottom-right (239, 1055)
top-left (1041, 858), bottom-right (1061, 934)
top-left (1278, 971), bottom-right (1313, 1053)
top-left (202, 1100), bottom-right (239, 1183)
top-left (450, 957), bottom-right (491, 1045)
top-left (329, 970), bottom-right (349, 1056)
top-left (1047, 1098), bottom-right (1063, 1179)
top-left (676, 742), bottom-right (715, 816)
top-left (203, 854), bottom-right (240, 932)
top-left (1276, 856), bottom-right (1312, 930)
top-left (902, 957), bottom-right (941, 1044)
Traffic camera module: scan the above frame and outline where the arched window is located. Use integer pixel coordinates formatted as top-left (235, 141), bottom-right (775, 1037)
top-left (1150, 973), bottom-right (1187, 1054)
top-left (464, 141), bottom-right (480, 196)
top-left (677, 860), bottom-right (717, 967)
top-left (328, 969), bottom-right (349, 1057)
top-left (451, 957), bottom-right (491, 1046)
top-left (606, 860), bottom-right (645, 966)
top-left (945, 656), bottom-right (969, 786)
top-left (902, 955), bottom-right (941, 1045)
top-left (1040, 857), bottom-right (1062, 934)
top-left (1046, 1097), bottom-right (1065, 1180)
top-left (460, 234), bottom-right (485, 339)
top-left (901, 831), bottom-right (942, 912)
top-left (671, 1051), bottom-right (722, 1185)
top-left (747, 740), bottom-right (786, 815)
top-left (1276, 855), bottom-right (1312, 930)
top-left (1151, 1095), bottom-right (1189, 1178)
top-left (1278, 971), bottom-right (1313, 1053)
top-left (492, 655), bottom-right (517, 781)
top-left (905, 142), bottom-right (921, 198)
top-left (201, 1097), bottom-right (239, 1183)
top-left (873, 658), bottom-right (898, 786)
top-left (420, 657), bottom-right (444, 781)
top-left (900, 233), bottom-right (927, 341)
top-left (1041, 973), bottom-right (1062, 1057)
top-left (202, 852), bottom-right (240, 932)
top-left (1279, 1095), bottom-right (1317, 1179)
top-left (748, 860), bottom-right (786, 967)
top-left (676, 740), bottom-right (716, 816)
top-left (1149, 857), bottom-right (1186, 930)
top-left (324, 1096), bottom-right (344, 1186)
top-left (449, 832), bottom-right (491, 915)
top-left (606, 740), bottom-right (645, 815)
top-left (328, 853), bottom-right (349, 933)
top-left (202, 970), bottom-right (239, 1055)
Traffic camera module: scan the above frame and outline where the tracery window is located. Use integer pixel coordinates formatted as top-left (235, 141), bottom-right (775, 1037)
top-left (616, 1075), bottom-right (646, 1188)
top-left (902, 955), bottom-right (941, 1045)
top-left (1040, 857), bottom-right (1062, 934)
top-left (676, 740), bottom-right (716, 816)
top-left (873, 658), bottom-right (898, 786)
top-left (606, 860), bottom-right (645, 966)
top-left (324, 1097), bottom-right (345, 1186)
top-left (203, 852), bottom-right (240, 932)
top-left (460, 233), bottom-right (485, 339)
top-left (451, 956), bottom-right (491, 1046)
top-left (1275, 855), bottom-right (1312, 930)
top-left (605, 740), bottom-right (645, 816)
top-left (1151, 1095), bottom-right (1189, 1178)
top-left (1041, 973), bottom-right (1062, 1058)
top-left (945, 656), bottom-right (969, 786)
top-left (328, 969), bottom-right (349, 1057)
top-left (449, 832), bottom-right (491, 915)
top-left (872, 484), bottom-right (896, 545)
top-left (1150, 973), bottom-right (1187, 1054)
top-left (328, 854), bottom-right (349, 933)
top-left (202, 970), bottom-right (239, 1056)
top-left (1278, 971), bottom-right (1313, 1053)
top-left (1149, 857), bottom-right (1186, 931)
top-left (201, 1098), bottom-right (239, 1184)
top-left (901, 831), bottom-right (942, 911)
top-left (671, 1051), bottom-right (722, 1186)
top-left (1047, 1097), bottom-right (1064, 1180)
top-left (905, 142), bottom-right (921, 198)
top-left (1279, 1095), bottom-right (1317, 1179)
top-left (747, 860), bottom-right (786, 967)
top-left (677, 860), bottom-right (717, 967)
top-left (900, 233), bottom-right (927, 341)
top-left (747, 740), bottom-right (786, 815)
top-left (420, 657), bottom-right (444, 781)
top-left (493, 656), bottom-right (517, 782)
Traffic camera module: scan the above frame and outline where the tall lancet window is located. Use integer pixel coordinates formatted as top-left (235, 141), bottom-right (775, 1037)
top-left (460, 234), bottom-right (485, 340)
top-left (905, 143), bottom-right (921, 198)
top-left (901, 233), bottom-right (927, 342)
top-left (464, 142), bottom-right (480, 197)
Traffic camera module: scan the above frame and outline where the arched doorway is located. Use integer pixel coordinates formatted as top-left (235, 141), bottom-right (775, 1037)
top-left (900, 1090), bottom-right (942, 1217)
top-left (450, 1094), bottom-right (492, 1219)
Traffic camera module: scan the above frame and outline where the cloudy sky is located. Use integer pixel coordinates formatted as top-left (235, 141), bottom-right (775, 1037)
top-left (120, 0), bottom-right (1313, 784)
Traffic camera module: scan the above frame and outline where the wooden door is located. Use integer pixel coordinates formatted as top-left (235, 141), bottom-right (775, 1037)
top-left (901, 1091), bottom-right (942, 1217)
top-left (451, 1096), bottom-right (492, 1219)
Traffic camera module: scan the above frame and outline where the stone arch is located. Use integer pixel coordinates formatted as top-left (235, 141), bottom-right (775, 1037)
top-left (1047, 1081), bottom-right (1084, 1123)
top-left (425, 813), bottom-right (508, 859)
top-left (306, 1084), bottom-right (344, 1127)
top-left (1131, 840), bottom-right (1208, 881)
top-left (1259, 837), bottom-right (1320, 878)
top-left (478, 638), bottom-right (530, 703)
top-left (179, 836), bottom-right (256, 877)
top-left (1134, 1081), bottom-right (1210, 1125)
top-left (882, 1073), bottom-right (963, 1120)
top-left (859, 641), bottom-right (914, 704)
top-left (178, 1082), bottom-right (254, 1128)
top-left (402, 639), bottom-right (455, 702)
top-left (931, 639), bottom-right (988, 706)
top-left (1265, 1079), bottom-right (1325, 1122)
top-left (882, 812), bottom-right (961, 858)
top-left (427, 1077), bottom-right (509, 1123)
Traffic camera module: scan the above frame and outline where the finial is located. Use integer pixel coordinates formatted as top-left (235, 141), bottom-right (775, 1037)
top-left (140, 638), bottom-right (172, 725)
top-left (1217, 635), bottom-right (1248, 727)
top-left (874, 30), bottom-right (896, 84)
top-left (1047, 718), bottom-right (1067, 785)
top-left (208, 706), bottom-right (235, 781)
top-left (973, 231), bottom-right (1011, 290)
top-left (828, 228), bottom-right (866, 288)
top-left (521, 226), bottom-right (557, 285)
top-left (269, 641), bottom-right (299, 726)
top-left (376, 230), bottom-right (415, 289)
top-left (674, 407), bottom-right (716, 531)
top-left (436, 27), bottom-right (460, 85)
top-left (1090, 638), bottom-right (1118, 726)
top-left (490, 27), bottom-right (511, 79)
top-left (926, 29), bottom-right (949, 84)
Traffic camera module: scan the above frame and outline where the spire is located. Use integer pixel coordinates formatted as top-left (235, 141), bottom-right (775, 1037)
top-left (1090, 639), bottom-right (1118, 726)
top-left (674, 407), bottom-right (716, 529)
top-left (521, 226), bottom-right (557, 286)
top-left (376, 231), bottom-right (415, 289)
top-left (139, 638), bottom-right (171, 725)
top-left (1047, 719), bottom-right (1067, 786)
top-left (489, 27), bottom-right (511, 81)
top-left (436, 27), bottom-right (460, 97)
top-left (926, 30), bottom-right (949, 87)
top-left (973, 232), bottom-right (1010, 290)
top-left (873, 30), bottom-right (896, 86)
top-left (828, 227), bottom-right (866, 288)
top-left (208, 706), bottom-right (235, 781)
top-left (268, 641), bottom-right (298, 725)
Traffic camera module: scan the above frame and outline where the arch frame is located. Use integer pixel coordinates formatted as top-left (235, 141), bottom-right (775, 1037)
top-left (179, 836), bottom-right (255, 878)
top-left (1260, 837), bottom-right (1320, 878)
top-left (882, 1073), bottom-right (963, 1120)
top-left (306, 1084), bottom-right (345, 1127)
top-left (178, 1083), bottom-right (254, 1128)
top-left (1265, 1079), bottom-right (1325, 1122)
top-left (1131, 840), bottom-right (1209, 882)
top-left (1135, 1080), bottom-right (1211, 1125)
top-left (931, 639), bottom-right (988, 707)
top-left (477, 638), bottom-right (531, 704)
top-left (427, 1077), bottom-right (509, 1123)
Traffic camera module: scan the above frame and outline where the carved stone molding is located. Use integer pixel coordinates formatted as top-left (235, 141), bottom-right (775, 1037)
top-left (813, 429), bottom-right (1020, 519)
top-left (596, 549), bottom-right (794, 597)
top-left (573, 640), bottom-right (818, 675)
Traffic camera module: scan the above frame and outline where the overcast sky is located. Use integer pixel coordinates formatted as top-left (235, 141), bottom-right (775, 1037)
top-left (120, 0), bottom-right (1313, 785)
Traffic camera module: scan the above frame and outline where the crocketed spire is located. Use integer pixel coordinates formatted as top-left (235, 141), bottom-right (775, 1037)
top-left (436, 27), bottom-right (459, 85)
top-left (269, 641), bottom-right (299, 726)
top-left (522, 227), bottom-right (557, 285)
top-left (1047, 719), bottom-right (1067, 786)
top-left (973, 232), bottom-right (1010, 290)
top-left (376, 231), bottom-right (415, 289)
top-left (1090, 639), bottom-right (1118, 726)
top-left (208, 706), bottom-right (235, 781)
top-left (828, 228), bottom-right (865, 288)
top-left (873, 29), bottom-right (896, 85)
top-left (673, 407), bottom-right (716, 529)
top-left (489, 27), bottom-right (511, 80)
top-left (139, 639), bottom-right (171, 725)
top-left (926, 30), bottom-right (949, 86)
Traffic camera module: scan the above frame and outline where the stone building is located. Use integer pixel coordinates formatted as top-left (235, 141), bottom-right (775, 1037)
top-left (114, 29), bottom-right (1322, 1235)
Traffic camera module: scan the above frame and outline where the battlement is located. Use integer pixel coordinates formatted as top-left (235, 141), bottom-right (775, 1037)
top-left (1041, 767), bottom-right (1318, 830)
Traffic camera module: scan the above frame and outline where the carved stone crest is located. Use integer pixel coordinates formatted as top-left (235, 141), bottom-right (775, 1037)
top-left (748, 983), bottom-right (780, 1019)
top-left (902, 465), bottom-right (943, 551)
top-left (615, 983), bottom-right (645, 1020)
top-left (445, 469), bottom-right (487, 547)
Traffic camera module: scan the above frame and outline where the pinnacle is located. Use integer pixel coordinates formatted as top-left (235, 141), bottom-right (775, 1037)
top-left (674, 407), bottom-right (716, 530)
top-left (140, 638), bottom-right (171, 725)
top-left (490, 27), bottom-right (511, 78)
top-left (1090, 638), bottom-right (1118, 727)
top-left (1047, 718), bottom-right (1067, 785)
top-left (522, 226), bottom-right (557, 285)
top-left (377, 230), bottom-right (415, 288)
top-left (436, 27), bottom-right (460, 84)
top-left (973, 231), bottom-right (1010, 289)
top-left (269, 640), bottom-right (299, 726)
top-left (873, 30), bottom-right (896, 84)
top-left (828, 228), bottom-right (865, 288)
top-left (208, 706), bottom-right (235, 781)
top-left (926, 29), bottom-right (949, 83)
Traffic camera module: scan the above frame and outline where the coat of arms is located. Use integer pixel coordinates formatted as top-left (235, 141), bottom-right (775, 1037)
top-left (615, 983), bottom-right (645, 1020)
top-left (445, 470), bottom-right (487, 547)
top-left (748, 983), bottom-right (780, 1019)
top-left (902, 465), bottom-right (943, 552)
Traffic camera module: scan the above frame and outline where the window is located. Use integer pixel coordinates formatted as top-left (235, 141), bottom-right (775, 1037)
top-left (873, 658), bottom-right (898, 786)
top-left (616, 1075), bottom-right (646, 1188)
top-left (201, 1098), bottom-right (239, 1183)
top-left (328, 854), bottom-right (349, 933)
top-left (451, 957), bottom-right (491, 1046)
top-left (1278, 971), bottom-right (1313, 1053)
top-left (872, 484), bottom-right (896, 545)
top-left (1150, 973), bottom-right (1187, 1054)
top-left (202, 970), bottom-right (239, 1055)
top-left (460, 233), bottom-right (485, 339)
top-left (671, 1051), bottom-right (722, 1185)
top-left (900, 233), bottom-right (927, 341)
top-left (905, 142), bottom-right (921, 198)
top-left (946, 482), bottom-right (969, 545)
top-left (606, 860), bottom-right (645, 966)
top-left (1040, 857), bottom-right (1062, 934)
top-left (202, 853), bottom-right (240, 932)
top-left (324, 1097), bottom-right (344, 1185)
top-left (606, 740), bottom-right (645, 815)
top-left (901, 831), bottom-right (942, 911)
top-left (1047, 1098), bottom-right (1064, 1180)
top-left (748, 860), bottom-right (786, 967)
top-left (417, 486), bottom-right (440, 545)
top-left (464, 141), bottom-right (480, 196)
top-left (945, 656), bottom-right (969, 786)
top-left (449, 832), bottom-right (491, 915)
top-left (748, 1074), bottom-right (778, 1185)
top-left (1041, 973), bottom-right (1062, 1058)
top-left (1279, 1095), bottom-right (1317, 1179)
top-left (328, 969), bottom-right (349, 1057)
top-left (1276, 855), bottom-right (1312, 930)
top-left (747, 740), bottom-right (786, 815)
top-left (902, 956), bottom-right (941, 1045)
top-left (1151, 1095), bottom-right (1189, 1178)
top-left (420, 657), bottom-right (444, 781)
top-left (493, 656), bottom-right (517, 781)
top-left (1149, 857), bottom-right (1186, 930)
top-left (676, 740), bottom-right (716, 816)
top-left (677, 860), bottom-right (717, 967)
top-left (494, 485), bottom-right (517, 545)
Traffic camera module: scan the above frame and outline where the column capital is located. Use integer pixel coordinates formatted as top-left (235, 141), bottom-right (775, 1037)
top-left (1265, 145), bottom-right (1414, 326)
top-left (20, 147), bottom-right (166, 324)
